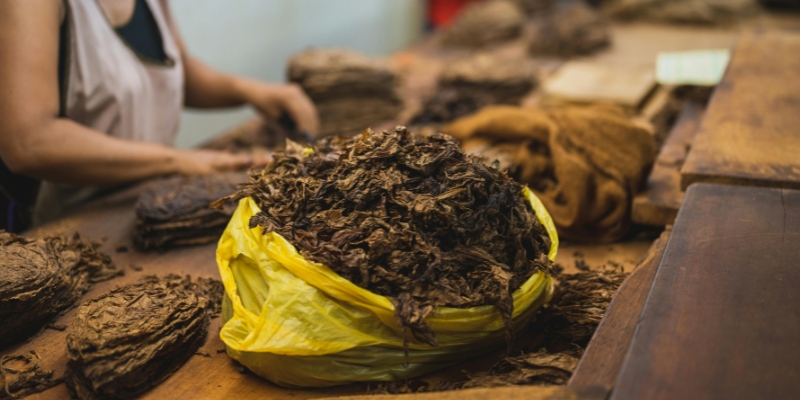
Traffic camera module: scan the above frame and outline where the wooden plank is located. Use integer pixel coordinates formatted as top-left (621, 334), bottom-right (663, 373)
top-left (330, 385), bottom-right (608, 400)
top-left (568, 226), bottom-right (671, 389)
top-left (542, 62), bottom-right (656, 109)
top-left (632, 102), bottom-right (704, 226)
top-left (681, 29), bottom-right (800, 190)
top-left (611, 183), bottom-right (800, 400)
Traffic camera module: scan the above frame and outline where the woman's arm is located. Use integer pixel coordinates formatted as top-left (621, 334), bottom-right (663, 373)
top-left (0, 0), bottom-right (252, 185)
top-left (163, 2), bottom-right (319, 135)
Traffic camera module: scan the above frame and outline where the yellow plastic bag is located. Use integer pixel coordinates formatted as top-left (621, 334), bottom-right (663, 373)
top-left (217, 187), bottom-right (558, 387)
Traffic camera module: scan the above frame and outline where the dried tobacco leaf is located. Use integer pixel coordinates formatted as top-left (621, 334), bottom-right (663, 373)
top-left (0, 351), bottom-right (61, 400)
top-left (438, 54), bottom-right (536, 105)
top-left (288, 49), bottom-right (402, 138)
top-left (0, 231), bottom-right (122, 349)
top-left (65, 275), bottom-right (212, 400)
top-left (373, 261), bottom-right (628, 392)
top-left (544, 263), bottom-right (628, 344)
top-left (442, 0), bottom-right (525, 48)
top-left (411, 55), bottom-right (537, 127)
top-left (220, 127), bottom-right (553, 348)
top-left (460, 350), bottom-right (579, 388)
top-left (528, 1), bottom-right (610, 57)
top-left (133, 172), bottom-right (247, 250)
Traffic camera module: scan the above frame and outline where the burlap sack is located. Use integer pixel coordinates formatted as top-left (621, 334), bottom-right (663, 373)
top-left (445, 105), bottom-right (655, 242)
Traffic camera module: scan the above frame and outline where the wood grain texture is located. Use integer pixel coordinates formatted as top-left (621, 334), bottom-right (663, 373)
top-left (542, 62), bottom-right (656, 109)
top-left (331, 385), bottom-right (608, 400)
top-left (681, 29), bottom-right (800, 190)
top-left (611, 183), bottom-right (800, 400)
top-left (633, 102), bottom-right (704, 226)
top-left (568, 226), bottom-right (671, 389)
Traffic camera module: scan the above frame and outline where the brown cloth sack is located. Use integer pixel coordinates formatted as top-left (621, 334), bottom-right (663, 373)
top-left (445, 105), bottom-right (655, 242)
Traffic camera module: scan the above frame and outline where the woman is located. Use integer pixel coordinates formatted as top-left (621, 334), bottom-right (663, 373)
top-left (0, 0), bottom-right (319, 231)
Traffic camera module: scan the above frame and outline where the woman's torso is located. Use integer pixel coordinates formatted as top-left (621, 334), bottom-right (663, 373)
top-left (33, 0), bottom-right (185, 225)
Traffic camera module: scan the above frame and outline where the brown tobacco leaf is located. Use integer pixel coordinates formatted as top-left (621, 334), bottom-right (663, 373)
top-left (528, 1), bottom-right (610, 57)
top-left (193, 276), bottom-right (225, 319)
top-left (460, 350), bottom-right (579, 389)
top-left (221, 127), bottom-right (553, 348)
top-left (545, 263), bottom-right (628, 344)
top-left (0, 351), bottom-right (61, 400)
top-left (0, 231), bottom-right (123, 349)
top-left (65, 275), bottom-right (210, 400)
top-left (442, 1), bottom-right (525, 48)
top-left (133, 172), bottom-right (247, 251)
top-left (374, 263), bottom-right (628, 392)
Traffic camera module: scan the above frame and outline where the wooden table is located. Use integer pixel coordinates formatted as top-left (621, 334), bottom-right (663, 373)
top-left (681, 29), bottom-right (800, 190)
top-left (612, 183), bottom-right (800, 400)
top-left (4, 175), bottom-right (655, 399)
top-left (1, 110), bottom-right (659, 400)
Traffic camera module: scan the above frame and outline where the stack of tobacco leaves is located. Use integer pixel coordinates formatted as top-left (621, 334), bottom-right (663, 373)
top-left (0, 351), bottom-right (61, 400)
top-left (606, 0), bottom-right (759, 25)
top-left (65, 274), bottom-right (214, 400)
top-left (288, 49), bottom-right (403, 138)
top-left (439, 54), bottom-right (537, 106)
top-left (510, 0), bottom-right (556, 16)
top-left (442, 0), bottom-right (526, 48)
top-left (411, 55), bottom-right (536, 127)
top-left (528, 0), bottom-right (610, 57)
top-left (133, 172), bottom-right (247, 251)
top-left (216, 127), bottom-right (553, 348)
top-left (0, 231), bottom-right (123, 349)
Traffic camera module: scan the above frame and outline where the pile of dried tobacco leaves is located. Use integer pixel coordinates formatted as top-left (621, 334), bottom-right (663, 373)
top-left (217, 127), bottom-right (553, 347)
top-left (0, 231), bottom-right (122, 349)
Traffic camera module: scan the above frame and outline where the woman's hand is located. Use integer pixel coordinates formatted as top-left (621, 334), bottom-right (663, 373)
top-left (174, 149), bottom-right (271, 176)
top-left (239, 81), bottom-right (320, 137)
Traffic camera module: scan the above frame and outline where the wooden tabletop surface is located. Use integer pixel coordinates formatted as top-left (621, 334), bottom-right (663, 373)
top-left (5, 176), bottom-right (655, 400)
top-left (612, 183), bottom-right (800, 400)
top-left (681, 29), bottom-right (800, 190)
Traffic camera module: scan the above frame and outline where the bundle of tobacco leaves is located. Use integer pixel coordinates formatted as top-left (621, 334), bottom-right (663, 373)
top-left (65, 275), bottom-right (213, 400)
top-left (133, 172), bottom-right (247, 251)
top-left (510, 0), bottom-right (556, 16)
top-left (217, 127), bottom-right (553, 347)
top-left (528, 0), bottom-right (610, 57)
top-left (438, 54), bottom-right (537, 106)
top-left (0, 351), bottom-right (61, 400)
top-left (410, 55), bottom-right (536, 128)
top-left (288, 49), bottom-right (402, 138)
top-left (410, 88), bottom-right (497, 127)
top-left (0, 231), bottom-right (122, 350)
top-left (606, 0), bottom-right (759, 25)
top-left (442, 0), bottom-right (526, 48)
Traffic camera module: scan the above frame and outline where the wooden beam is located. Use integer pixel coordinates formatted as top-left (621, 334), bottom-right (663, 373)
top-left (681, 29), bottom-right (800, 190)
top-left (611, 183), bottom-right (800, 400)
top-left (632, 102), bottom-right (704, 226)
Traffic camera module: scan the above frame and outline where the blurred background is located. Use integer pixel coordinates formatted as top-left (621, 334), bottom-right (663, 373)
top-left (171, 0), bottom-right (425, 148)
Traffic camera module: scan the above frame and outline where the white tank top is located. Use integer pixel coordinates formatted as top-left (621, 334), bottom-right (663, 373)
top-left (34, 0), bottom-right (184, 225)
